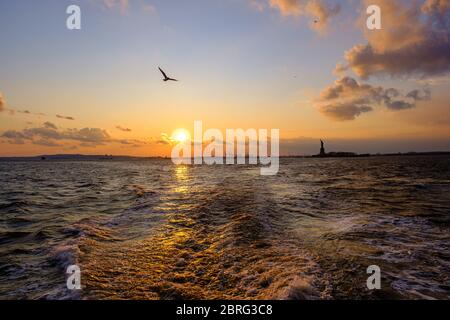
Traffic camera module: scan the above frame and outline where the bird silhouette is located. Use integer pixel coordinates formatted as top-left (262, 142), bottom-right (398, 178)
top-left (158, 67), bottom-right (178, 82)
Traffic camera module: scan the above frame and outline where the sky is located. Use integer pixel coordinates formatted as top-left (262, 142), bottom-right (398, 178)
top-left (0, 0), bottom-right (449, 156)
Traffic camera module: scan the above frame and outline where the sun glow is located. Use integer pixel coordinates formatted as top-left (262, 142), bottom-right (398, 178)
top-left (171, 129), bottom-right (191, 143)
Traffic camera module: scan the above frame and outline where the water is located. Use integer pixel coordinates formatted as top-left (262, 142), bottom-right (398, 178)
top-left (0, 156), bottom-right (449, 300)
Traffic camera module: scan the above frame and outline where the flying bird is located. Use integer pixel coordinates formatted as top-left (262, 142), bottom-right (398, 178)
top-left (158, 67), bottom-right (178, 82)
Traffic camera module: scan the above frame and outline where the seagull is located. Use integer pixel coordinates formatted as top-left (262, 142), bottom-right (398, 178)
top-left (158, 67), bottom-right (178, 82)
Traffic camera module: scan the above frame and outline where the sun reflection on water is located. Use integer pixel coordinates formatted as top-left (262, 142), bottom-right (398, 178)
top-left (174, 165), bottom-right (190, 194)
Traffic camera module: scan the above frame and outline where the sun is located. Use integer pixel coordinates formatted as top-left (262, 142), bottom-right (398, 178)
top-left (171, 128), bottom-right (191, 143)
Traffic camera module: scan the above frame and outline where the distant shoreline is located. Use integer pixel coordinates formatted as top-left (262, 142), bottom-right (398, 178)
top-left (0, 151), bottom-right (450, 161)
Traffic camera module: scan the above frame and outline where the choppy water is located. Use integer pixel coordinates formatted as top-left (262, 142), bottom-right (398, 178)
top-left (0, 156), bottom-right (449, 300)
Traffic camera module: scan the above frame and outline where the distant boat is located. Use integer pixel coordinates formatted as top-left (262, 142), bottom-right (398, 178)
top-left (41, 156), bottom-right (46, 160)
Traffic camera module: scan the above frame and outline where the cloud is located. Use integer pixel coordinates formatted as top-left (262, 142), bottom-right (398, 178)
top-left (339, 0), bottom-right (450, 79)
top-left (56, 114), bottom-right (75, 121)
top-left (316, 77), bottom-right (431, 120)
top-left (141, 1), bottom-right (156, 13)
top-left (304, 0), bottom-right (341, 33)
top-left (117, 138), bottom-right (148, 147)
top-left (269, 0), bottom-right (303, 15)
top-left (43, 122), bottom-right (58, 130)
top-left (1, 130), bottom-right (27, 145)
top-left (319, 104), bottom-right (373, 121)
top-left (0, 97), bottom-right (50, 118)
top-left (254, 0), bottom-right (341, 33)
top-left (99, 0), bottom-right (156, 14)
top-left (33, 139), bottom-right (62, 147)
top-left (1, 123), bottom-right (148, 149)
top-left (102, 0), bottom-right (129, 12)
top-left (116, 125), bottom-right (132, 132)
top-left (1, 124), bottom-right (110, 147)
top-left (250, 0), bottom-right (266, 12)
top-left (422, 0), bottom-right (450, 15)
top-left (0, 92), bottom-right (5, 112)
top-left (406, 89), bottom-right (432, 102)
top-left (13, 110), bottom-right (46, 117)
top-left (156, 133), bottom-right (172, 145)
top-left (64, 128), bottom-right (111, 144)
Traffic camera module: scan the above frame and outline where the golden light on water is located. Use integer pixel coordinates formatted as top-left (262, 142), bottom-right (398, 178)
top-left (175, 165), bottom-right (188, 180)
top-left (174, 165), bottom-right (189, 194)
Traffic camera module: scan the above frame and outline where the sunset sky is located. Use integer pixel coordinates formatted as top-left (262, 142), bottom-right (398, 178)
top-left (0, 0), bottom-right (449, 156)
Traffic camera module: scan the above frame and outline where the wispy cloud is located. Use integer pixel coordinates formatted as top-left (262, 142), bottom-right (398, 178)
top-left (254, 0), bottom-right (341, 33)
top-left (16, 110), bottom-right (46, 116)
top-left (94, 0), bottom-right (156, 14)
top-left (250, 0), bottom-right (266, 12)
top-left (56, 114), bottom-right (75, 121)
top-left (1, 122), bottom-right (148, 148)
top-left (102, 0), bottom-right (129, 12)
top-left (116, 125), bottom-right (132, 132)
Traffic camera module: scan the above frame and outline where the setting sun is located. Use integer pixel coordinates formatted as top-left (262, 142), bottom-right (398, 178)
top-left (171, 129), bottom-right (191, 143)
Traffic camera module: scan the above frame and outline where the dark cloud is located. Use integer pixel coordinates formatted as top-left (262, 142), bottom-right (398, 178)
top-left (116, 125), bottom-right (132, 132)
top-left (63, 128), bottom-right (111, 144)
top-left (1, 130), bottom-right (27, 145)
top-left (319, 103), bottom-right (373, 121)
top-left (316, 77), bottom-right (431, 120)
top-left (43, 122), bottom-right (58, 130)
top-left (24, 127), bottom-right (67, 141)
top-left (56, 114), bottom-right (75, 121)
top-left (406, 89), bottom-right (432, 101)
top-left (342, 40), bottom-right (450, 79)
top-left (339, 0), bottom-right (450, 79)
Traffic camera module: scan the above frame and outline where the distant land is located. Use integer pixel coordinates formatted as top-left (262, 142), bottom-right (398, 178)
top-left (0, 152), bottom-right (450, 161)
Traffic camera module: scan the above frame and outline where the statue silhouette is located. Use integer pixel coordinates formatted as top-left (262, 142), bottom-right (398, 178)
top-left (320, 140), bottom-right (326, 156)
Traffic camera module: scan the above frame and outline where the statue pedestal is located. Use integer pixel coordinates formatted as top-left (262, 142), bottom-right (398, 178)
top-left (320, 147), bottom-right (325, 156)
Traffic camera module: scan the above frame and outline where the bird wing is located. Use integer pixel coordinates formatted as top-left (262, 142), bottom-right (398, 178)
top-left (158, 67), bottom-right (168, 79)
top-left (168, 78), bottom-right (178, 82)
